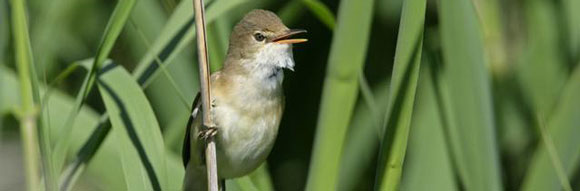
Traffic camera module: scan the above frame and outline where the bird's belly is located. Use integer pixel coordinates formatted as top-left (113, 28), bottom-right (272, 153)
top-left (213, 103), bottom-right (281, 178)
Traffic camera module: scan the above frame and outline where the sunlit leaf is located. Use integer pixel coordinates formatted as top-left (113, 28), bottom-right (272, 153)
top-left (305, 0), bottom-right (375, 189)
top-left (95, 62), bottom-right (174, 190)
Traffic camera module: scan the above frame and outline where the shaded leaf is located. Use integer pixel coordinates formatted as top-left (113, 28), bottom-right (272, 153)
top-left (517, 0), bottom-right (567, 114)
top-left (521, 66), bottom-right (580, 191)
top-left (302, 0), bottom-right (335, 30)
top-left (438, 0), bottom-right (503, 189)
top-left (401, 58), bottom-right (457, 191)
top-left (338, 80), bottom-right (388, 191)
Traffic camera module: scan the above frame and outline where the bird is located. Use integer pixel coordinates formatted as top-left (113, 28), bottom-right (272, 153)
top-left (182, 9), bottom-right (307, 190)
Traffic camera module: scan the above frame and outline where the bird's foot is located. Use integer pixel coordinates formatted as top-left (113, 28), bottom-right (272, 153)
top-left (199, 127), bottom-right (218, 141)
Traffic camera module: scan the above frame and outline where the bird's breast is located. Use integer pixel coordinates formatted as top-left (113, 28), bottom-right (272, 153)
top-left (211, 89), bottom-right (283, 178)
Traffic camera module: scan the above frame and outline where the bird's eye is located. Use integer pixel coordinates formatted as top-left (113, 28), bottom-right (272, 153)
top-left (254, 33), bottom-right (266, 42)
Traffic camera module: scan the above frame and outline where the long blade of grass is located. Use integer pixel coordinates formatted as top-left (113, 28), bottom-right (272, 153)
top-left (95, 61), bottom-right (169, 190)
top-left (129, 19), bottom-right (191, 111)
top-left (52, 0), bottom-right (136, 179)
top-left (59, 115), bottom-right (110, 191)
top-left (125, 0), bottom-right (195, 129)
top-left (33, 59), bottom-right (100, 191)
top-left (438, 0), bottom-right (503, 189)
top-left (563, 0), bottom-right (580, 66)
top-left (132, 0), bottom-right (205, 84)
top-left (38, 59), bottom-right (105, 191)
top-left (123, 0), bottom-right (166, 61)
top-left (517, 0), bottom-right (567, 115)
top-left (10, 0), bottom-right (42, 190)
top-left (39, 63), bottom-right (84, 190)
top-left (400, 56), bottom-right (458, 191)
top-left (52, 60), bottom-right (183, 190)
top-left (513, 2), bottom-right (573, 190)
top-left (521, 66), bottom-right (580, 191)
top-left (305, 0), bottom-right (375, 189)
top-left (375, 0), bottom-right (425, 188)
top-left (338, 81), bottom-right (389, 191)
top-left (535, 114), bottom-right (572, 191)
top-left (426, 36), bottom-right (468, 189)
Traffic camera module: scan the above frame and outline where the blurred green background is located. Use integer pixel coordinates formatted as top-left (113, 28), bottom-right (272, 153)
top-left (1, 0), bottom-right (579, 190)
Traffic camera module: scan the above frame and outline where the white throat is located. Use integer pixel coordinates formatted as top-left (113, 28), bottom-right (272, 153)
top-left (245, 43), bottom-right (295, 91)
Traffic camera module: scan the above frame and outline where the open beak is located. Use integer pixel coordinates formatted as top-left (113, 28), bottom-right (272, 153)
top-left (273, 29), bottom-right (308, 44)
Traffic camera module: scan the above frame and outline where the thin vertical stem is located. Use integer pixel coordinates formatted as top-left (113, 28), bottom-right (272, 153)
top-left (536, 114), bottom-right (572, 191)
top-left (20, 117), bottom-right (40, 191)
top-left (192, 0), bottom-right (219, 190)
top-left (10, 0), bottom-right (41, 190)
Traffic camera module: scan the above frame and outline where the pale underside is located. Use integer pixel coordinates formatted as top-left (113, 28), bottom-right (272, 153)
top-left (187, 43), bottom-right (294, 179)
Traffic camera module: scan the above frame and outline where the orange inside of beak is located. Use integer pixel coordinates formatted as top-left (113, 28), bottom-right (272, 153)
top-left (275, 38), bottom-right (308, 44)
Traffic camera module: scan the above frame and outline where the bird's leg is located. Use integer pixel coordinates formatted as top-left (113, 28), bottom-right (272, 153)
top-left (199, 98), bottom-right (218, 141)
top-left (198, 126), bottom-right (218, 141)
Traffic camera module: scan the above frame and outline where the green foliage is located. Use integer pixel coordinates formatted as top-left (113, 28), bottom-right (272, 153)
top-left (52, 0), bottom-right (137, 182)
top-left (305, 0), bottom-right (375, 190)
top-left (438, 0), bottom-right (504, 189)
top-left (9, 0), bottom-right (44, 190)
top-left (95, 61), bottom-right (176, 190)
top-left (0, 66), bottom-right (124, 190)
top-left (400, 59), bottom-right (457, 191)
top-left (375, 0), bottom-right (425, 188)
top-left (2, 0), bottom-right (580, 190)
top-left (521, 66), bottom-right (580, 190)
top-left (517, 0), bottom-right (567, 114)
top-left (302, 0), bottom-right (335, 30)
top-left (338, 80), bottom-right (388, 191)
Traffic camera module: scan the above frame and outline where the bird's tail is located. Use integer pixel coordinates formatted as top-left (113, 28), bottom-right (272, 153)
top-left (183, 163), bottom-right (208, 191)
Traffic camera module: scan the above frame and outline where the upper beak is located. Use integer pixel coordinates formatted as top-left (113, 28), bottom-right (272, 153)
top-left (272, 29), bottom-right (308, 44)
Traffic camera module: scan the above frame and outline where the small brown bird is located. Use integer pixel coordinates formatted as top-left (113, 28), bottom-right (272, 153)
top-left (182, 9), bottom-right (306, 190)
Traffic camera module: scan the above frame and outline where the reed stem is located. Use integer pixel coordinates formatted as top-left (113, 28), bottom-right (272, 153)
top-left (192, 0), bottom-right (219, 190)
top-left (11, 0), bottom-right (41, 189)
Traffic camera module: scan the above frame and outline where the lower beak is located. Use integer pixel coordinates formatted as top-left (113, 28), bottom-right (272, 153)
top-left (273, 29), bottom-right (308, 44)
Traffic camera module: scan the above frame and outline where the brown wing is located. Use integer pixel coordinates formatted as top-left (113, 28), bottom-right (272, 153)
top-left (182, 92), bottom-right (202, 167)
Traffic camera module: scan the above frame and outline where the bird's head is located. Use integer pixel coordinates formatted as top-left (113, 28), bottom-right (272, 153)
top-left (225, 9), bottom-right (307, 72)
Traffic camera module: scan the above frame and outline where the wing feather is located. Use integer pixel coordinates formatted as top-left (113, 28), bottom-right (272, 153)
top-left (182, 92), bottom-right (202, 167)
